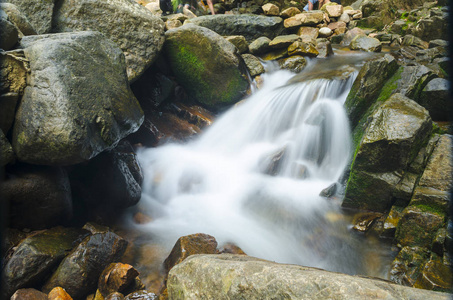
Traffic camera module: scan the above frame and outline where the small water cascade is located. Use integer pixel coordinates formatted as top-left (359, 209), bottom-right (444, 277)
top-left (133, 54), bottom-right (394, 278)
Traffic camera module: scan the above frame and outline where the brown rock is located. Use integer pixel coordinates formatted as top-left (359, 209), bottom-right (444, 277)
top-left (224, 35), bottom-right (249, 54)
top-left (11, 288), bottom-right (47, 300)
top-left (164, 233), bottom-right (218, 272)
top-left (0, 50), bottom-right (28, 96)
top-left (341, 27), bottom-right (365, 46)
top-left (269, 34), bottom-right (301, 49)
top-left (98, 263), bottom-right (140, 297)
top-left (219, 243), bottom-right (246, 255)
top-left (327, 21), bottom-right (346, 31)
top-left (297, 27), bottom-right (318, 42)
top-left (287, 41), bottom-right (319, 57)
top-left (352, 212), bottom-right (383, 233)
top-left (105, 292), bottom-right (125, 300)
top-left (280, 7), bottom-right (301, 19)
top-left (262, 3), bottom-right (279, 16)
top-left (164, 20), bottom-right (182, 31)
top-left (48, 287), bottom-right (72, 300)
top-left (284, 12), bottom-right (324, 28)
top-left (414, 259), bottom-right (453, 292)
top-left (324, 4), bottom-right (343, 18)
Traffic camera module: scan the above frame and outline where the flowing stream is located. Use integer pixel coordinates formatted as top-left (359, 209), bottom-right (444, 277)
top-left (131, 53), bottom-right (395, 281)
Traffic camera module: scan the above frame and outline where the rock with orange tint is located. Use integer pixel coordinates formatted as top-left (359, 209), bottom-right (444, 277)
top-left (98, 263), bottom-right (140, 297)
top-left (218, 243), bottom-right (246, 255)
top-left (10, 289), bottom-right (47, 300)
top-left (48, 287), bottom-right (72, 300)
top-left (164, 233), bottom-right (218, 272)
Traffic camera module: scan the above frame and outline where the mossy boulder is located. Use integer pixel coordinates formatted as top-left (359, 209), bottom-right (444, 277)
top-left (13, 31), bottom-right (144, 166)
top-left (43, 231), bottom-right (128, 299)
top-left (390, 246), bottom-right (430, 286)
top-left (1, 227), bottom-right (88, 299)
top-left (164, 24), bottom-right (249, 109)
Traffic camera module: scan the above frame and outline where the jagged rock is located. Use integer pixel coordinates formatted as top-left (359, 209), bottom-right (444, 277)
top-left (0, 129), bottom-right (14, 166)
top-left (390, 246), bottom-right (430, 286)
top-left (98, 263), bottom-right (140, 297)
top-left (278, 55), bottom-right (307, 73)
top-left (318, 27), bottom-right (332, 38)
top-left (13, 32), bottom-right (143, 165)
top-left (287, 41), bottom-right (318, 57)
top-left (48, 287), bottom-right (73, 300)
top-left (297, 27), bottom-right (319, 42)
top-left (224, 35), bottom-right (249, 53)
top-left (167, 254), bottom-right (449, 299)
top-left (341, 27), bottom-right (365, 46)
top-left (418, 78), bottom-right (450, 121)
top-left (280, 7), bottom-right (301, 18)
top-left (0, 50), bottom-right (28, 97)
top-left (323, 3), bottom-right (343, 18)
top-left (164, 24), bottom-right (249, 109)
top-left (106, 292), bottom-right (125, 300)
top-left (248, 36), bottom-right (272, 55)
top-left (10, 289), bottom-right (48, 300)
top-left (352, 212), bottom-right (383, 233)
top-left (262, 3), bottom-right (279, 16)
top-left (284, 11), bottom-right (324, 28)
top-left (411, 14), bottom-right (448, 42)
top-left (401, 34), bottom-right (429, 49)
top-left (242, 54), bottom-right (264, 77)
top-left (319, 183), bottom-right (337, 198)
top-left (1, 227), bottom-right (87, 299)
top-left (315, 39), bottom-right (333, 58)
top-left (382, 205), bottom-right (405, 237)
top-left (415, 259), bottom-right (453, 292)
top-left (344, 54), bottom-right (398, 129)
top-left (394, 64), bottom-right (437, 101)
top-left (186, 15), bottom-right (284, 42)
top-left (52, 0), bottom-right (165, 82)
top-left (0, 3), bottom-right (36, 36)
top-left (350, 35), bottom-right (381, 52)
top-left (124, 290), bottom-right (157, 300)
top-left (43, 232), bottom-right (128, 299)
top-left (164, 233), bottom-right (218, 272)
top-left (0, 164), bottom-right (72, 229)
top-left (269, 34), bottom-right (300, 49)
top-left (327, 21), bottom-right (346, 32)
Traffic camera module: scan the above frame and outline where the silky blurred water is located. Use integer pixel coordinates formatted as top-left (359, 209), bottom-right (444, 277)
top-left (131, 54), bottom-right (395, 279)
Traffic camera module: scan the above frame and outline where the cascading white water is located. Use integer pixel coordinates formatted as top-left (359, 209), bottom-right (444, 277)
top-left (133, 55), bottom-right (393, 277)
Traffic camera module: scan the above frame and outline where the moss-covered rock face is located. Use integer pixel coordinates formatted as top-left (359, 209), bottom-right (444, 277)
top-left (164, 24), bottom-right (249, 109)
top-left (12, 31), bottom-right (144, 166)
top-left (1, 227), bottom-right (88, 299)
top-left (390, 246), bottom-right (430, 286)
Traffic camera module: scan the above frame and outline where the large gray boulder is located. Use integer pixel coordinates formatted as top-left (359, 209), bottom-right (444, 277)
top-left (0, 0), bottom-right (53, 34)
top-left (185, 14), bottom-right (284, 42)
top-left (418, 78), bottom-right (451, 121)
top-left (167, 254), bottom-right (449, 299)
top-left (13, 31), bottom-right (144, 166)
top-left (164, 24), bottom-right (249, 109)
top-left (0, 3), bottom-right (37, 36)
top-left (52, 0), bottom-right (165, 82)
top-left (343, 94), bottom-right (432, 212)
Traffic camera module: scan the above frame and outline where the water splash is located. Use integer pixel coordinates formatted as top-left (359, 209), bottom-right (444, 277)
top-left (133, 56), bottom-right (392, 277)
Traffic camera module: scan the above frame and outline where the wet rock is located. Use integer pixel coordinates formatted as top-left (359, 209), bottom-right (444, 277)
top-left (418, 78), bottom-right (450, 121)
top-left (52, 0), bottom-right (165, 82)
top-left (186, 15), bottom-right (284, 42)
top-left (0, 0), bottom-right (55, 34)
top-left (0, 129), bottom-right (14, 166)
top-left (401, 34), bottom-right (429, 50)
top-left (316, 39), bottom-right (333, 58)
top-left (124, 290), bottom-right (157, 300)
top-left (319, 183), bottom-right (337, 198)
top-left (382, 205), bottom-right (405, 238)
top-left (248, 37), bottom-right (271, 55)
top-left (269, 34), bottom-right (300, 49)
top-left (390, 246), bottom-right (430, 286)
top-left (242, 54), bottom-right (264, 77)
top-left (414, 259), bottom-right (453, 292)
top-left (278, 55), bottom-right (307, 73)
top-left (43, 232), bottom-right (128, 300)
top-left (352, 212), bottom-right (383, 233)
top-left (14, 32), bottom-right (144, 166)
top-left (98, 263), bottom-right (139, 297)
top-left (218, 243), bottom-right (246, 255)
top-left (287, 41), bottom-right (318, 57)
top-left (262, 3), bottom-right (279, 16)
top-left (353, 93), bottom-right (432, 173)
top-left (0, 164), bottom-right (72, 229)
top-left (393, 64), bottom-right (437, 101)
top-left (350, 35), bottom-right (381, 52)
top-left (167, 102), bottom-right (214, 129)
top-left (432, 228), bottom-right (447, 257)
top-left (224, 35), bottom-right (248, 54)
top-left (280, 7), bottom-right (301, 19)
top-left (164, 24), bottom-right (249, 109)
top-left (167, 254), bottom-right (449, 299)
top-left (284, 11), bottom-right (324, 28)
top-left (10, 288), bottom-right (47, 300)
top-left (395, 205), bottom-right (445, 248)
top-left (105, 292), bottom-right (125, 300)
top-left (48, 287), bottom-right (72, 300)
top-left (330, 33), bottom-right (344, 44)
top-left (164, 233), bottom-right (218, 272)
top-left (1, 227), bottom-right (87, 299)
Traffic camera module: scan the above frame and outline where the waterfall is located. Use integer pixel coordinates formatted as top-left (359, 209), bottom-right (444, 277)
top-left (133, 55), bottom-right (393, 277)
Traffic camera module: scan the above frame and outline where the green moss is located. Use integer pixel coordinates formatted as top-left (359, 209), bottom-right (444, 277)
top-left (414, 203), bottom-right (447, 217)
